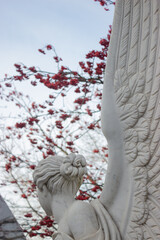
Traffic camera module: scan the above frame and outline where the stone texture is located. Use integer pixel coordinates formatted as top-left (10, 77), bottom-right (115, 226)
top-left (0, 195), bottom-right (25, 240)
top-left (101, 0), bottom-right (160, 239)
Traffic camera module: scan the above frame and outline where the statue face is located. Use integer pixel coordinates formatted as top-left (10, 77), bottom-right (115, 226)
top-left (37, 186), bottom-right (52, 216)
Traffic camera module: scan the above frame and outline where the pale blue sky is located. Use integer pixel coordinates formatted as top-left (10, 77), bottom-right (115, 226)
top-left (0, 0), bottom-right (114, 78)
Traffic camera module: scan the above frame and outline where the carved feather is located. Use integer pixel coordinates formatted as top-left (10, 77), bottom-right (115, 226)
top-left (102, 0), bottom-right (160, 239)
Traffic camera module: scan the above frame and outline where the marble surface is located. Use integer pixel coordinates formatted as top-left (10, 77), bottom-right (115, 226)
top-left (101, 0), bottom-right (160, 238)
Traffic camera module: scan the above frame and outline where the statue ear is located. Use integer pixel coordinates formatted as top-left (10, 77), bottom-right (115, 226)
top-left (42, 185), bottom-right (48, 197)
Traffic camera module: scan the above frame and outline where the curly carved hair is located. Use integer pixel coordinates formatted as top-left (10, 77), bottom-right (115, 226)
top-left (33, 154), bottom-right (87, 195)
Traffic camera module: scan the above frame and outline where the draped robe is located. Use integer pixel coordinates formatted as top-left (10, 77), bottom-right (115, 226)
top-left (52, 200), bottom-right (121, 240)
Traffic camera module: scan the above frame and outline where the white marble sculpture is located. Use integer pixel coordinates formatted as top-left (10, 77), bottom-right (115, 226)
top-left (33, 0), bottom-right (160, 239)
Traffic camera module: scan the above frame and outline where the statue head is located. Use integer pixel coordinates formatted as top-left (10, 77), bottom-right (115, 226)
top-left (33, 153), bottom-right (87, 215)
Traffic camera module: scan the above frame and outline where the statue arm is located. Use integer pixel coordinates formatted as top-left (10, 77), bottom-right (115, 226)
top-left (100, 0), bottom-right (131, 233)
top-left (100, 67), bottom-right (131, 233)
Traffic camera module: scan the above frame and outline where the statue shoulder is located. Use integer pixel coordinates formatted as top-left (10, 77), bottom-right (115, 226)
top-left (67, 201), bottom-right (99, 239)
top-left (68, 200), bottom-right (99, 224)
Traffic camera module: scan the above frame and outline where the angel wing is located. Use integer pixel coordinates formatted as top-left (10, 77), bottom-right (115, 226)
top-left (100, 0), bottom-right (160, 239)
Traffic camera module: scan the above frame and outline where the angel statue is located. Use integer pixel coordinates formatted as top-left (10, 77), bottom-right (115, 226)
top-left (33, 0), bottom-right (160, 239)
